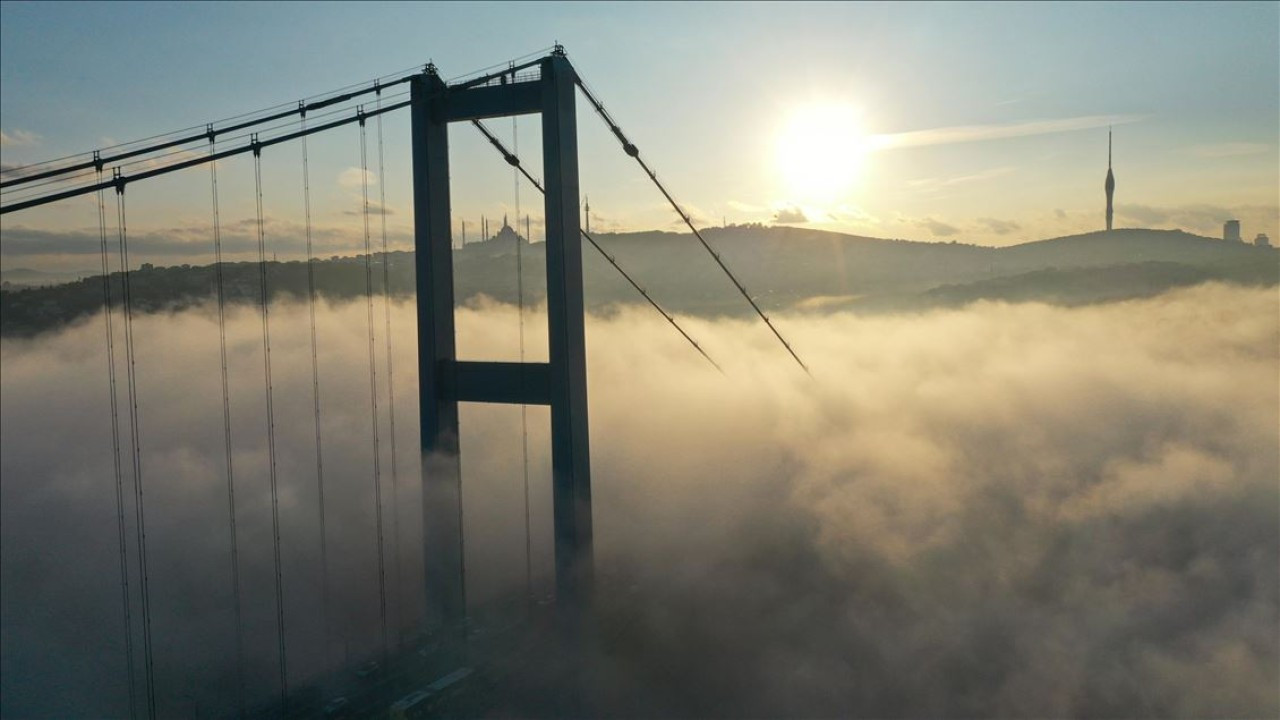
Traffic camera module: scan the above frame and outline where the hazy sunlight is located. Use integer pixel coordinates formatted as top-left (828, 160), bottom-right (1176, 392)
top-left (776, 102), bottom-right (868, 205)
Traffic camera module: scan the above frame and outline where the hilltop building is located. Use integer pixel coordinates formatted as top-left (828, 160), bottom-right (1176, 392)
top-left (1223, 220), bottom-right (1241, 242)
top-left (1254, 233), bottom-right (1271, 248)
top-left (1104, 129), bottom-right (1115, 231)
top-left (459, 214), bottom-right (534, 247)
top-left (492, 214), bottom-right (524, 244)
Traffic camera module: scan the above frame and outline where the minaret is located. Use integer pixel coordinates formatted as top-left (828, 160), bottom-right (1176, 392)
top-left (1104, 128), bottom-right (1115, 232)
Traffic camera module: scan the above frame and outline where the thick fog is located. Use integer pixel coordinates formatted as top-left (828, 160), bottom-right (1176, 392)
top-left (1, 283), bottom-right (1276, 718)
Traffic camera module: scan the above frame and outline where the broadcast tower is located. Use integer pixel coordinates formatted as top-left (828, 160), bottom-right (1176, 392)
top-left (1104, 128), bottom-right (1115, 231)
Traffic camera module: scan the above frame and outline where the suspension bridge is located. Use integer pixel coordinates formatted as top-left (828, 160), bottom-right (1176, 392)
top-left (0, 46), bottom-right (809, 719)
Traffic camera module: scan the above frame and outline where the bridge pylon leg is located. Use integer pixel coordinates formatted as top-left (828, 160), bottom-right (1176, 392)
top-left (411, 54), bottom-right (593, 649)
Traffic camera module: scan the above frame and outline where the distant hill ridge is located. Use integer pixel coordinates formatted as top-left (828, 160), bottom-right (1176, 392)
top-left (1, 226), bottom-right (1275, 337)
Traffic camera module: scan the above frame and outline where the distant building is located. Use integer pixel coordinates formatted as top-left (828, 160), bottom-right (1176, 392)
top-left (1223, 220), bottom-right (1241, 242)
top-left (1104, 129), bottom-right (1115, 231)
top-left (1255, 233), bottom-right (1272, 248)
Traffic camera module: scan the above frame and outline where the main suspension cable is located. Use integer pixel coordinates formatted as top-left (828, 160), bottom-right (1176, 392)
top-left (471, 119), bottom-right (723, 374)
top-left (572, 74), bottom-right (809, 374)
top-left (208, 136), bottom-right (246, 718)
top-left (114, 178), bottom-right (157, 720)
top-left (98, 163), bottom-right (138, 720)
top-left (359, 112), bottom-right (391, 669)
top-left (0, 74), bottom-right (420, 191)
top-left (2, 98), bottom-right (410, 216)
top-left (252, 139), bottom-right (289, 714)
top-left (300, 112), bottom-right (333, 670)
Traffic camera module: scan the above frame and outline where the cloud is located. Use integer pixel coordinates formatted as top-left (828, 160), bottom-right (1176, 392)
top-left (1, 284), bottom-right (1277, 717)
top-left (727, 200), bottom-right (767, 213)
top-left (582, 213), bottom-right (627, 234)
top-left (827, 204), bottom-right (879, 226)
top-left (976, 217), bottom-right (1021, 235)
top-left (915, 217), bottom-right (961, 237)
top-left (1188, 142), bottom-right (1273, 159)
top-left (907, 166), bottom-right (1016, 191)
top-left (872, 114), bottom-right (1144, 151)
top-left (341, 200), bottom-right (396, 217)
top-left (337, 167), bottom-right (376, 189)
top-left (772, 206), bottom-right (808, 224)
top-left (0, 129), bottom-right (41, 147)
top-left (1116, 203), bottom-right (1279, 236)
top-left (665, 201), bottom-right (711, 229)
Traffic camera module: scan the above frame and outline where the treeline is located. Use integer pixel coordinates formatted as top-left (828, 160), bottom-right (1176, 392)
top-left (3, 227), bottom-right (1276, 338)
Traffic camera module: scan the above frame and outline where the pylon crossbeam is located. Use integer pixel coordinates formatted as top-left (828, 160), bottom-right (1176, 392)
top-left (448, 361), bottom-right (551, 406)
top-left (443, 82), bottom-right (543, 121)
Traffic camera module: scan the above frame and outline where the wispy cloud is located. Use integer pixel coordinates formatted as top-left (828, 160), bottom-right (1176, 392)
top-left (914, 217), bottom-right (961, 237)
top-left (0, 129), bottom-right (41, 148)
top-left (1187, 142), bottom-right (1273, 159)
top-left (976, 217), bottom-right (1021, 235)
top-left (871, 114), bottom-right (1145, 151)
top-left (728, 200), bottom-right (767, 213)
top-left (337, 167), bottom-right (376, 189)
top-left (907, 166), bottom-right (1016, 191)
top-left (829, 204), bottom-right (878, 225)
top-left (342, 200), bottom-right (395, 217)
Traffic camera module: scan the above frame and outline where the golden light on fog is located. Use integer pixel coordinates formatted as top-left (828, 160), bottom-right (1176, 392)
top-left (776, 102), bottom-right (868, 204)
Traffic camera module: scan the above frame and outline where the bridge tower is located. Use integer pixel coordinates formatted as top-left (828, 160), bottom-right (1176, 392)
top-left (411, 49), bottom-right (592, 638)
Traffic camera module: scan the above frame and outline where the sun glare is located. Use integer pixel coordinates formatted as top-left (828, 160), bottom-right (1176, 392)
top-left (776, 103), bottom-right (868, 205)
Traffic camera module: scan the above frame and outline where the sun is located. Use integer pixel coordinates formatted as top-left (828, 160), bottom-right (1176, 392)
top-left (776, 102), bottom-right (868, 204)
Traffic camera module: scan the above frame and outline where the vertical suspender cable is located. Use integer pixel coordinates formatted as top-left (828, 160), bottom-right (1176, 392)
top-left (252, 138), bottom-right (289, 713)
top-left (359, 112), bottom-right (391, 668)
top-left (98, 162), bottom-right (138, 720)
top-left (301, 110), bottom-right (333, 671)
top-left (115, 175), bottom-right (157, 720)
top-left (374, 89), bottom-right (404, 645)
top-left (208, 136), bottom-right (246, 718)
top-left (513, 116), bottom-right (533, 603)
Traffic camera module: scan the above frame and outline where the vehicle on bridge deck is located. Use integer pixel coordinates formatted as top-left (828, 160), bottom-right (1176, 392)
top-left (320, 696), bottom-right (353, 719)
top-left (388, 667), bottom-right (474, 720)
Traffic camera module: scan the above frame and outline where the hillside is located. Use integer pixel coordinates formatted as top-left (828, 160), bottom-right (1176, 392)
top-left (1, 226), bottom-right (1275, 337)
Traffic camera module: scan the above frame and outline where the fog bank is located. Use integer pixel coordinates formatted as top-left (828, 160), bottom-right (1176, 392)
top-left (2, 283), bottom-right (1276, 717)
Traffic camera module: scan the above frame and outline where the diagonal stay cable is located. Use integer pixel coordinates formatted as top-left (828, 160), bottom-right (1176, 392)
top-left (572, 75), bottom-right (810, 375)
top-left (470, 119), bottom-right (723, 374)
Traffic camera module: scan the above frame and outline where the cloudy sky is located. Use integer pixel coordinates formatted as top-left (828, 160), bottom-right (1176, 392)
top-left (1, 1), bottom-right (1277, 257)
